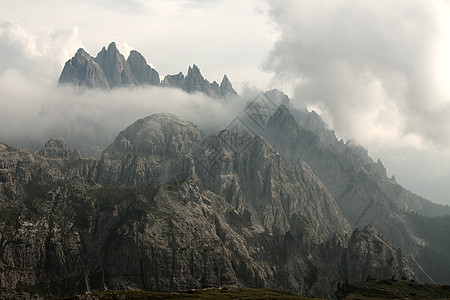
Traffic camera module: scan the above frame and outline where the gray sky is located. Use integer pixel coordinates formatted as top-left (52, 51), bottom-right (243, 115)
top-left (1, 0), bottom-right (450, 204)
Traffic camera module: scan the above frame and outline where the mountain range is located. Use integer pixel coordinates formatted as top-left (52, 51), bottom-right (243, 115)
top-left (58, 42), bottom-right (237, 98)
top-left (0, 42), bottom-right (449, 299)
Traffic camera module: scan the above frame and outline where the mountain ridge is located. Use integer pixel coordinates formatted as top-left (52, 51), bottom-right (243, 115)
top-left (5, 54), bottom-right (450, 298)
top-left (59, 42), bottom-right (237, 98)
top-left (258, 92), bottom-right (450, 284)
top-left (0, 112), bottom-right (416, 299)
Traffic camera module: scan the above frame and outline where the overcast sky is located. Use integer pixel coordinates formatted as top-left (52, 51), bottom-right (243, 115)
top-left (1, 0), bottom-right (450, 204)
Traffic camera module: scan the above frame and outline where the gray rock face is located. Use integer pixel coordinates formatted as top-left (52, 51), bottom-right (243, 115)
top-left (58, 48), bottom-right (109, 89)
top-left (185, 65), bottom-right (210, 94)
top-left (162, 65), bottom-right (228, 98)
top-left (94, 42), bottom-right (137, 88)
top-left (192, 129), bottom-right (351, 241)
top-left (95, 113), bottom-right (203, 186)
top-left (220, 75), bottom-right (237, 97)
top-left (59, 43), bottom-right (238, 98)
top-left (343, 225), bottom-right (416, 283)
top-left (161, 72), bottom-right (185, 90)
top-left (58, 43), bottom-right (164, 89)
top-left (265, 105), bottom-right (410, 231)
top-left (262, 102), bottom-right (450, 283)
top-left (0, 113), bottom-right (417, 299)
top-left (127, 50), bottom-right (160, 86)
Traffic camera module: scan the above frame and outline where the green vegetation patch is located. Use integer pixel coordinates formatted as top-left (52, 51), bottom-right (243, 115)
top-left (405, 212), bottom-right (450, 284)
top-left (58, 288), bottom-right (316, 300)
top-left (335, 278), bottom-right (450, 299)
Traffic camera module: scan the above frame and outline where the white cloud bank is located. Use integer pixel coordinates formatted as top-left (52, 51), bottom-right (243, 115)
top-left (0, 20), bottom-right (249, 157)
top-left (0, 69), bottom-right (248, 157)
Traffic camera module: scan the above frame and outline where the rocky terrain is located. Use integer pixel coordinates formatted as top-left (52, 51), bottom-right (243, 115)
top-left (0, 113), bottom-right (416, 299)
top-left (256, 90), bottom-right (450, 284)
top-left (61, 288), bottom-right (316, 299)
top-left (2, 45), bottom-right (449, 298)
top-left (59, 42), bottom-right (237, 98)
top-left (335, 278), bottom-right (450, 299)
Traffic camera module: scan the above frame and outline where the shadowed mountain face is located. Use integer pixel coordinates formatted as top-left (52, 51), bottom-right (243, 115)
top-left (127, 50), bottom-right (160, 86)
top-left (259, 91), bottom-right (450, 283)
top-left (161, 64), bottom-right (236, 98)
top-left (58, 49), bottom-right (109, 89)
top-left (94, 42), bottom-right (137, 88)
top-left (58, 42), bottom-right (237, 98)
top-left (0, 112), bottom-right (416, 299)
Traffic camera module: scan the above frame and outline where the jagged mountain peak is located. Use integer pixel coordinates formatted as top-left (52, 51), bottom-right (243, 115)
top-left (185, 64), bottom-right (210, 94)
top-left (94, 41), bottom-right (136, 88)
top-left (220, 74), bottom-right (237, 97)
top-left (163, 64), bottom-right (223, 97)
top-left (58, 47), bottom-right (109, 89)
top-left (127, 49), bottom-right (160, 86)
top-left (96, 41), bottom-right (120, 59)
top-left (107, 41), bottom-right (117, 50)
top-left (59, 43), bottom-right (237, 97)
top-left (74, 47), bottom-right (89, 57)
top-left (188, 64), bottom-right (201, 73)
top-left (220, 74), bottom-right (231, 87)
top-left (128, 49), bottom-right (144, 60)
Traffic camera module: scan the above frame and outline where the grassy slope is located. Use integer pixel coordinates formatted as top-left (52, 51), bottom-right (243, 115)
top-left (59, 288), bottom-right (318, 299)
top-left (336, 279), bottom-right (450, 299)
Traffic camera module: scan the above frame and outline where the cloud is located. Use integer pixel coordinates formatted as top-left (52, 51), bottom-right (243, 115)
top-left (0, 20), bottom-right (253, 158)
top-left (263, 0), bottom-right (450, 150)
top-left (0, 68), bottom-right (249, 157)
top-left (0, 21), bottom-right (83, 84)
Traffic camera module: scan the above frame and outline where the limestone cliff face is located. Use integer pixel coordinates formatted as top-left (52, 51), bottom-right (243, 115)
top-left (127, 50), bottom-right (160, 86)
top-left (262, 101), bottom-right (450, 283)
top-left (58, 48), bottom-right (109, 89)
top-left (220, 75), bottom-right (237, 98)
top-left (94, 42), bottom-right (137, 88)
top-left (0, 114), bottom-right (417, 299)
top-left (58, 43), bottom-right (237, 98)
top-left (161, 72), bottom-right (185, 90)
top-left (95, 113), bottom-right (203, 186)
top-left (185, 65), bottom-right (218, 97)
top-left (264, 104), bottom-right (430, 241)
top-left (343, 225), bottom-right (416, 283)
top-left (162, 65), bottom-right (234, 98)
top-left (192, 129), bottom-right (351, 243)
